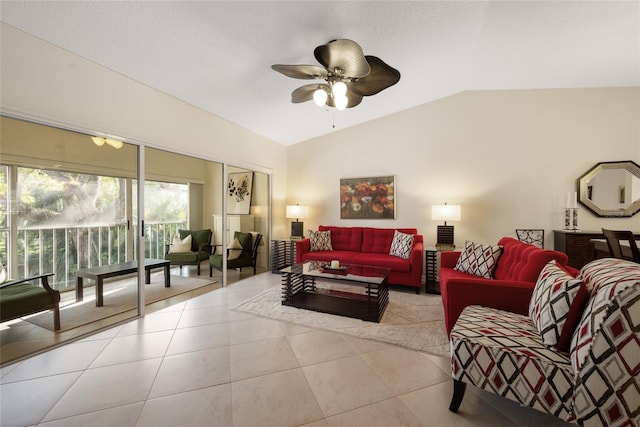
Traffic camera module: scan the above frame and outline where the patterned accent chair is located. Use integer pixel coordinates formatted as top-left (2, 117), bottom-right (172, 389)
top-left (448, 258), bottom-right (640, 426)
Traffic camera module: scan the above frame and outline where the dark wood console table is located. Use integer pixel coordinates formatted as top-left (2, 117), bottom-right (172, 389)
top-left (554, 230), bottom-right (640, 269)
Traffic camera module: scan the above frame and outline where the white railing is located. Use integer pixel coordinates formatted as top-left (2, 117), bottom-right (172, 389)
top-left (13, 221), bottom-right (186, 290)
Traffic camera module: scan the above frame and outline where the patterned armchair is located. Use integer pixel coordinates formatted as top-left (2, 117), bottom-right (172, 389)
top-left (448, 258), bottom-right (639, 426)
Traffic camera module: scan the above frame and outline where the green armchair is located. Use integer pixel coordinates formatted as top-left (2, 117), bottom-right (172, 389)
top-left (0, 273), bottom-right (61, 331)
top-left (210, 231), bottom-right (262, 277)
top-left (165, 229), bottom-right (212, 275)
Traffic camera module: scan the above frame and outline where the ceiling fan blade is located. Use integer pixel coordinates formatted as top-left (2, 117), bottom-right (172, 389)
top-left (350, 56), bottom-right (401, 97)
top-left (291, 83), bottom-right (331, 103)
top-left (271, 64), bottom-right (328, 79)
top-left (314, 39), bottom-right (370, 78)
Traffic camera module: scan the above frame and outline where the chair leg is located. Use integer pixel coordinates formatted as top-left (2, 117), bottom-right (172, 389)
top-left (449, 379), bottom-right (466, 412)
top-left (209, 265), bottom-right (213, 277)
top-left (53, 304), bottom-right (61, 331)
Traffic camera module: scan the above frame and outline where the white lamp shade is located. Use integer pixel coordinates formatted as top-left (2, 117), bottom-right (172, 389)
top-left (334, 95), bottom-right (348, 111)
top-left (431, 204), bottom-right (461, 222)
top-left (286, 205), bottom-right (308, 219)
top-left (91, 136), bottom-right (105, 146)
top-left (332, 81), bottom-right (347, 97)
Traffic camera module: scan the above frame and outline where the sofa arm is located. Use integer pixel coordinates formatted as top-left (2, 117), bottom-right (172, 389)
top-left (441, 276), bottom-right (535, 336)
top-left (441, 251), bottom-right (461, 268)
top-left (295, 238), bottom-right (311, 263)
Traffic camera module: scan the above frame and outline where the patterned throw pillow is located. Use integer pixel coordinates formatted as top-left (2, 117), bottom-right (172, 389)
top-left (168, 234), bottom-right (192, 253)
top-left (389, 230), bottom-right (415, 259)
top-left (309, 230), bottom-right (332, 251)
top-left (453, 241), bottom-right (502, 279)
top-left (529, 260), bottom-right (590, 351)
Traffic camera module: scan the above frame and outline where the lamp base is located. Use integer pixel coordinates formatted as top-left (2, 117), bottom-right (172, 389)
top-left (290, 221), bottom-right (304, 239)
top-left (436, 225), bottom-right (455, 247)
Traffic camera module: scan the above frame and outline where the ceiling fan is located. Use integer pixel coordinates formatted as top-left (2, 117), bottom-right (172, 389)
top-left (271, 39), bottom-right (401, 110)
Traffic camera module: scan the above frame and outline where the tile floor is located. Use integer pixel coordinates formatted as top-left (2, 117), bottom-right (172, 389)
top-left (0, 272), bottom-right (573, 427)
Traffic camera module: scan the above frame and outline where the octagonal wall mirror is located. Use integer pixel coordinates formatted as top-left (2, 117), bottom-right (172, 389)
top-left (577, 160), bottom-right (640, 217)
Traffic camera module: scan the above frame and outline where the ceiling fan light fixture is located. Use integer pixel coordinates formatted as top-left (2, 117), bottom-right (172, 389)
top-left (332, 81), bottom-right (347, 98)
top-left (91, 136), bottom-right (105, 146)
top-left (313, 88), bottom-right (328, 106)
top-left (335, 95), bottom-right (348, 111)
top-left (105, 138), bottom-right (124, 149)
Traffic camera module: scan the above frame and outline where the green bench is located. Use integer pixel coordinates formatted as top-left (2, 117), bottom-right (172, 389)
top-left (0, 273), bottom-right (61, 331)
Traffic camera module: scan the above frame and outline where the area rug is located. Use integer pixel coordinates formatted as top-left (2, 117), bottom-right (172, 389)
top-left (232, 284), bottom-right (450, 357)
top-left (25, 275), bottom-right (218, 332)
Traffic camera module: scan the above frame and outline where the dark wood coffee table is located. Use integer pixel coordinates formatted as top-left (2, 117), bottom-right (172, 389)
top-left (280, 261), bottom-right (390, 322)
top-left (76, 259), bottom-right (171, 307)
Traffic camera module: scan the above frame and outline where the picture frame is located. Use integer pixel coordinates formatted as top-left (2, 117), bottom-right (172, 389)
top-left (227, 172), bottom-right (253, 214)
top-left (340, 176), bottom-right (396, 219)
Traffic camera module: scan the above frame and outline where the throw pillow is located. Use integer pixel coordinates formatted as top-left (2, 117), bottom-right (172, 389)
top-left (227, 238), bottom-right (244, 260)
top-left (169, 234), bottom-right (192, 253)
top-left (529, 260), bottom-right (590, 351)
top-left (453, 241), bottom-right (503, 279)
top-left (0, 262), bottom-right (7, 284)
top-left (309, 230), bottom-right (332, 251)
top-left (389, 230), bottom-right (415, 259)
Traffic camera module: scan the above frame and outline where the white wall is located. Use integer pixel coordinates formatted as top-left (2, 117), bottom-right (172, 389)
top-left (0, 24), bottom-right (289, 238)
top-left (287, 88), bottom-right (640, 248)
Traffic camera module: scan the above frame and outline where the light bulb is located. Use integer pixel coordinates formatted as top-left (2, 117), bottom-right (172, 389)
top-left (91, 136), bottom-right (105, 146)
top-left (335, 95), bottom-right (348, 111)
top-left (332, 81), bottom-right (347, 97)
top-left (313, 89), bottom-right (327, 106)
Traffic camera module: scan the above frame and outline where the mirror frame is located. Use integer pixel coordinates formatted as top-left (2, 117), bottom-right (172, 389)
top-left (577, 160), bottom-right (640, 217)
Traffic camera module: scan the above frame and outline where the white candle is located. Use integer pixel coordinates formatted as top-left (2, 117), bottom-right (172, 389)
top-left (572, 192), bottom-right (577, 209)
top-left (565, 192), bottom-right (571, 209)
top-left (331, 260), bottom-right (339, 269)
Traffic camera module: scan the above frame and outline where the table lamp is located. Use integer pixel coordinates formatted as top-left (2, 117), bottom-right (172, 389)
top-left (432, 203), bottom-right (461, 249)
top-left (286, 204), bottom-right (308, 239)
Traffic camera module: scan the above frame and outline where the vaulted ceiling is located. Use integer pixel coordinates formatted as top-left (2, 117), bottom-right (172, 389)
top-left (1, 1), bottom-right (638, 145)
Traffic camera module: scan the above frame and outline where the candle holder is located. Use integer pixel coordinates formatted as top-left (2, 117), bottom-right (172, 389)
top-left (571, 208), bottom-right (579, 230)
top-left (564, 208), bottom-right (571, 230)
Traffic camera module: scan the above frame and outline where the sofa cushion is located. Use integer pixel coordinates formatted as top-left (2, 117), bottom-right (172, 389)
top-left (351, 253), bottom-right (411, 272)
top-left (309, 230), bottom-right (332, 251)
top-left (454, 241), bottom-right (502, 279)
top-left (361, 227), bottom-right (418, 254)
top-left (318, 226), bottom-right (362, 251)
top-left (494, 237), bottom-right (569, 282)
top-left (301, 250), bottom-right (358, 265)
top-left (529, 260), bottom-right (590, 351)
top-left (389, 230), bottom-right (415, 259)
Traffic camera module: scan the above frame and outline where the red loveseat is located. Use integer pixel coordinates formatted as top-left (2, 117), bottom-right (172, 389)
top-left (295, 225), bottom-right (424, 292)
top-left (440, 237), bottom-right (577, 335)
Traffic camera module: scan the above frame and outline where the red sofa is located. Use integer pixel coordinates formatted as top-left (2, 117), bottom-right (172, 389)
top-left (295, 225), bottom-right (424, 292)
top-left (440, 237), bottom-right (577, 335)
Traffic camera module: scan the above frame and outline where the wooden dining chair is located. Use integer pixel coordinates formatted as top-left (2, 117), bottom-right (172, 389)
top-left (601, 228), bottom-right (640, 263)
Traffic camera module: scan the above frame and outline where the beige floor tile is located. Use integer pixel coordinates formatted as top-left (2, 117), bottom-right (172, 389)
top-left (303, 355), bottom-right (394, 417)
top-left (399, 380), bottom-right (514, 427)
top-left (232, 368), bottom-right (324, 427)
top-left (0, 371), bottom-right (82, 427)
top-left (149, 346), bottom-right (231, 398)
top-left (176, 305), bottom-right (229, 328)
top-left (184, 288), bottom-right (229, 309)
top-left (1, 339), bottom-right (110, 383)
top-left (37, 402), bottom-right (143, 427)
top-left (137, 383), bottom-right (232, 427)
top-left (116, 311), bottom-right (182, 336)
top-left (361, 346), bottom-right (450, 394)
top-left (230, 336), bottom-right (299, 381)
top-left (325, 397), bottom-right (423, 427)
top-left (279, 321), bottom-right (319, 336)
top-left (342, 335), bottom-right (396, 354)
top-left (228, 316), bottom-right (285, 345)
top-left (42, 358), bottom-right (162, 422)
top-left (165, 322), bottom-right (230, 355)
top-left (89, 330), bottom-right (173, 368)
top-left (287, 330), bottom-right (357, 366)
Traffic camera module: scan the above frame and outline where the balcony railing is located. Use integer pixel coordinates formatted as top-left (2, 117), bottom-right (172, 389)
top-left (13, 220), bottom-right (186, 291)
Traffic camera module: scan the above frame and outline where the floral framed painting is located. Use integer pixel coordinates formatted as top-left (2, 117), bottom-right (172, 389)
top-left (340, 176), bottom-right (396, 219)
top-left (227, 172), bottom-right (253, 214)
